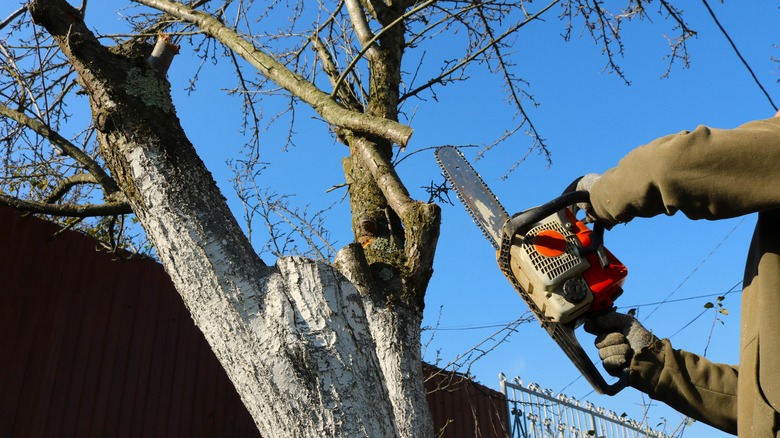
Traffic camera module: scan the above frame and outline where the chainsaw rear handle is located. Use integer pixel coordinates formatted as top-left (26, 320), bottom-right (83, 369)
top-left (550, 322), bottom-right (629, 396)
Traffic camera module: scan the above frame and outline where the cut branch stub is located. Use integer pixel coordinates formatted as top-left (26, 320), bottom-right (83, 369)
top-left (147, 33), bottom-right (180, 74)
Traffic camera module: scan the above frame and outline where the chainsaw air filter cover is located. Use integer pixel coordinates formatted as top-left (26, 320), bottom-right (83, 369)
top-left (508, 210), bottom-right (593, 323)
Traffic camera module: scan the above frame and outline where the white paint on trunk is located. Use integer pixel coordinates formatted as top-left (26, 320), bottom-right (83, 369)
top-left (116, 138), bottom-right (402, 437)
top-left (362, 301), bottom-right (434, 437)
top-left (334, 246), bottom-right (435, 437)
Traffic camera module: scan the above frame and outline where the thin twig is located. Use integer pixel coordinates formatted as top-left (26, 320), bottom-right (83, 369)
top-left (400, 0), bottom-right (560, 103)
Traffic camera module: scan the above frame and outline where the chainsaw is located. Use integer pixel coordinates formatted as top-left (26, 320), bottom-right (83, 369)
top-left (434, 146), bottom-right (628, 395)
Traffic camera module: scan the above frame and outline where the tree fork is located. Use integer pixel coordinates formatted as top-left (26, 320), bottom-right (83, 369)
top-left (342, 128), bottom-right (438, 436)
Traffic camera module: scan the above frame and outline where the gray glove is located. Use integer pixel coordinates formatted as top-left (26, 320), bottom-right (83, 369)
top-left (575, 173), bottom-right (601, 192)
top-left (566, 174), bottom-right (601, 222)
top-left (585, 311), bottom-right (658, 377)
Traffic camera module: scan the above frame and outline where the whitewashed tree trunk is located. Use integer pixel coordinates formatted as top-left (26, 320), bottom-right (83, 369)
top-left (120, 141), bottom-right (399, 436)
top-left (30, 1), bottom-right (438, 436)
top-left (336, 246), bottom-right (435, 437)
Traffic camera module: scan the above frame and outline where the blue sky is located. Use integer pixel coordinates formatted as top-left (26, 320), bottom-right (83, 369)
top-left (8, 1), bottom-right (780, 436)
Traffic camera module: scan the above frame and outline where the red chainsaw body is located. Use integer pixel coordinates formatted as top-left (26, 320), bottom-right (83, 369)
top-left (566, 210), bottom-right (627, 313)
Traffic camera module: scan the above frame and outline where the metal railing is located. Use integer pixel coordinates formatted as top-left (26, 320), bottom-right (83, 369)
top-left (500, 375), bottom-right (671, 438)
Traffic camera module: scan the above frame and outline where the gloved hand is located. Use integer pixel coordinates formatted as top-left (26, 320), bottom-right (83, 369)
top-left (563, 174), bottom-right (601, 221)
top-left (585, 311), bottom-right (658, 377)
top-left (574, 173), bottom-right (601, 193)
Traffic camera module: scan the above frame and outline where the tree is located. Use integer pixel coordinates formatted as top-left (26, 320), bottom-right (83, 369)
top-left (1, 1), bottom-right (696, 436)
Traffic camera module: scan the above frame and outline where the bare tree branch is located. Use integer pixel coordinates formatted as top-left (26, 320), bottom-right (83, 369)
top-left (132, 0), bottom-right (414, 147)
top-left (44, 172), bottom-right (97, 203)
top-left (311, 34), bottom-right (362, 111)
top-left (345, 0), bottom-right (378, 58)
top-left (0, 101), bottom-right (122, 198)
top-left (0, 192), bottom-right (131, 217)
top-left (0, 5), bottom-right (27, 32)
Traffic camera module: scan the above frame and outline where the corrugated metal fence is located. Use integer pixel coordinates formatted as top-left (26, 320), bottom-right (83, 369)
top-left (0, 206), bottom-right (508, 437)
top-left (425, 365), bottom-right (508, 437)
top-left (0, 206), bottom-right (260, 437)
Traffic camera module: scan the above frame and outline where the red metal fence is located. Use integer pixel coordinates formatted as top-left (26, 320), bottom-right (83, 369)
top-left (0, 205), bottom-right (506, 437)
top-left (425, 365), bottom-right (509, 437)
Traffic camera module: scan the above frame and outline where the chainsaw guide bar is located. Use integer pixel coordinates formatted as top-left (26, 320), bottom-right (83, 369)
top-left (434, 146), bottom-right (509, 249)
top-left (434, 146), bottom-right (627, 396)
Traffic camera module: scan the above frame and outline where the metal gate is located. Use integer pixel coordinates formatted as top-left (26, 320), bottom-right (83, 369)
top-left (500, 375), bottom-right (671, 438)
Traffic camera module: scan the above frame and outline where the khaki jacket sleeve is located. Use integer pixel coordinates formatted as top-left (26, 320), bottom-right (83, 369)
top-left (586, 118), bottom-right (780, 434)
top-left (630, 339), bottom-right (738, 435)
top-left (590, 117), bottom-right (780, 227)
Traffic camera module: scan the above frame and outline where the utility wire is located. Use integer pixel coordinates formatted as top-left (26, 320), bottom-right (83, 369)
top-left (667, 280), bottom-right (742, 339)
top-left (700, 0), bottom-right (778, 111)
top-left (432, 322), bottom-right (528, 331)
top-left (560, 281), bottom-right (741, 396)
top-left (567, 223), bottom-right (744, 395)
top-left (437, 288), bottom-right (742, 332)
top-left (562, 222), bottom-right (745, 396)
top-left (642, 217), bottom-right (745, 322)
top-left (619, 286), bottom-right (741, 310)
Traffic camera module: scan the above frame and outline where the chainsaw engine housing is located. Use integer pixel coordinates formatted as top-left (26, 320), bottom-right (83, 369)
top-left (505, 208), bottom-right (627, 323)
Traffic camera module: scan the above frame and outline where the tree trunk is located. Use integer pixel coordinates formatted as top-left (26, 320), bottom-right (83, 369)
top-left (27, 1), bottom-right (440, 436)
top-left (335, 244), bottom-right (434, 438)
top-left (335, 2), bottom-right (440, 433)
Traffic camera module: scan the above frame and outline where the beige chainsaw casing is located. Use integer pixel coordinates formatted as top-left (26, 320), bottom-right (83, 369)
top-left (504, 210), bottom-right (593, 323)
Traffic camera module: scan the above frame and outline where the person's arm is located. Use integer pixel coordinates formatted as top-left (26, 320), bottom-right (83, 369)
top-left (588, 312), bottom-right (739, 434)
top-left (589, 117), bottom-right (780, 227)
top-left (631, 339), bottom-right (739, 434)
top-left (580, 118), bottom-right (780, 433)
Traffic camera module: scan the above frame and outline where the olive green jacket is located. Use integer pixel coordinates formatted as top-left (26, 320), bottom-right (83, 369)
top-left (589, 117), bottom-right (780, 436)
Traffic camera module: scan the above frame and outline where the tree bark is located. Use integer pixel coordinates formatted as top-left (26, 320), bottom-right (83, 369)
top-left (29, 1), bottom-right (408, 436)
top-left (335, 3), bottom-right (440, 434)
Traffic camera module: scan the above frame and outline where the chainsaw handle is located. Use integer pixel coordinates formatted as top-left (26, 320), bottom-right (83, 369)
top-left (588, 368), bottom-right (629, 396)
top-left (502, 190), bottom-right (602, 241)
top-left (600, 370), bottom-right (630, 396)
